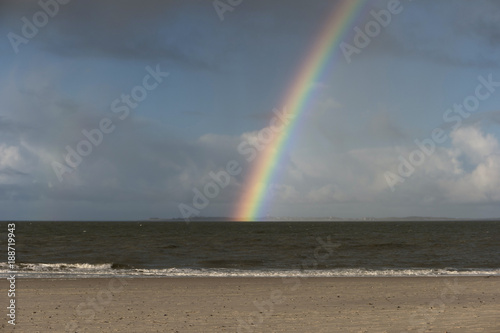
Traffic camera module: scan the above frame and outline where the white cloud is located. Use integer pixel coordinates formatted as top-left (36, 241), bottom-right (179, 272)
top-left (0, 144), bottom-right (22, 170)
top-left (439, 126), bottom-right (500, 202)
top-left (262, 120), bottom-right (500, 208)
top-left (450, 126), bottom-right (499, 164)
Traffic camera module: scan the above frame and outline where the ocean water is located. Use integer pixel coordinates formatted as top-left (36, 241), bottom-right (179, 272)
top-left (1, 221), bottom-right (499, 278)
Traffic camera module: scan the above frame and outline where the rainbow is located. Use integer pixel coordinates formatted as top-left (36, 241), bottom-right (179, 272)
top-left (234, 0), bottom-right (368, 221)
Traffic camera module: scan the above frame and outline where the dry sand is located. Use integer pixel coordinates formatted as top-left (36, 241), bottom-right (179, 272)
top-left (1, 277), bottom-right (499, 332)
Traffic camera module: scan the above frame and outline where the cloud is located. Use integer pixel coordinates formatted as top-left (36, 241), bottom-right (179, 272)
top-left (440, 126), bottom-right (500, 202)
top-left (0, 144), bottom-right (23, 170)
top-left (0, 67), bottom-right (244, 207)
top-left (450, 126), bottom-right (499, 164)
top-left (1, 0), bottom-right (224, 70)
top-left (364, 0), bottom-right (500, 67)
top-left (1, 71), bottom-right (499, 217)
top-left (0, 0), bottom-right (352, 72)
top-left (258, 122), bottom-right (500, 208)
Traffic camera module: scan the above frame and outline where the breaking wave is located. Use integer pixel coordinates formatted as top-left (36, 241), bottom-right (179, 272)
top-left (1, 262), bottom-right (498, 279)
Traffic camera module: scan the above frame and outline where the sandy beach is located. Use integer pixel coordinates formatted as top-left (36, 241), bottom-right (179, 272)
top-left (2, 277), bottom-right (499, 332)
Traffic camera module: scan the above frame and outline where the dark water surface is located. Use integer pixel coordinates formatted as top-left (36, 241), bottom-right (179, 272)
top-left (1, 221), bottom-right (499, 277)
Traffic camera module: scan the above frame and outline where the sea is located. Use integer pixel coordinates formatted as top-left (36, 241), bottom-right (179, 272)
top-left (1, 221), bottom-right (499, 278)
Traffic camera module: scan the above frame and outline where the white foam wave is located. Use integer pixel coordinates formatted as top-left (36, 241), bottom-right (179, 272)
top-left (0, 262), bottom-right (499, 278)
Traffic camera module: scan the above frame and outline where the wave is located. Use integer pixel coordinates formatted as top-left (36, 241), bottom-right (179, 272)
top-left (0, 262), bottom-right (113, 272)
top-left (1, 262), bottom-right (499, 278)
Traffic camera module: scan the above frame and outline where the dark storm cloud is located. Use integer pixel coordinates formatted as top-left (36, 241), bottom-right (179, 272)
top-left (4, 0), bottom-right (499, 69)
top-left (1, 0), bottom-right (222, 70)
top-left (1, 0), bottom-right (345, 68)
top-left (357, 0), bottom-right (500, 67)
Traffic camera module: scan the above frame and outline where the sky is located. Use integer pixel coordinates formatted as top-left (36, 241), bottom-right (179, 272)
top-left (1, 0), bottom-right (500, 220)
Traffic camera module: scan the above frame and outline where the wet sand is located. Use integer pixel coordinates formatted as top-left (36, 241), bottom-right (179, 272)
top-left (1, 277), bottom-right (499, 332)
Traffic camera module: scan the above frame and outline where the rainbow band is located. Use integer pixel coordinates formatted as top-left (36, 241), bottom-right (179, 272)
top-left (234, 0), bottom-right (368, 221)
